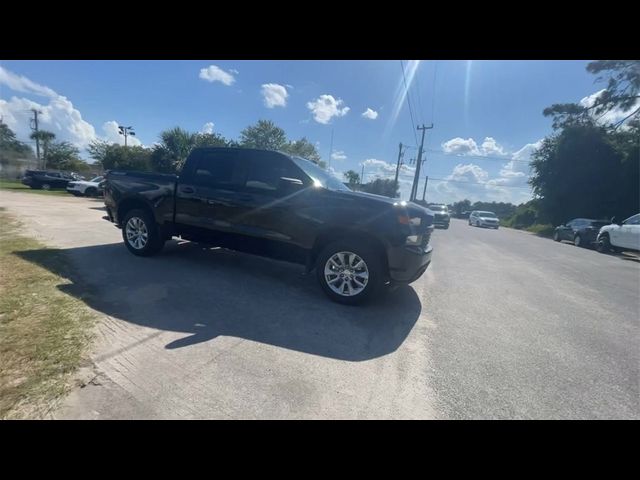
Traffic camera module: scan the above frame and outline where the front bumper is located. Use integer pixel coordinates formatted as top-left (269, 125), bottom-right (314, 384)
top-left (387, 243), bottom-right (433, 283)
top-left (433, 216), bottom-right (450, 227)
top-left (479, 220), bottom-right (499, 228)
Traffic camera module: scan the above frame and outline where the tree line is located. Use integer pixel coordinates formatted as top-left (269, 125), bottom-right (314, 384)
top-left (88, 120), bottom-right (324, 174)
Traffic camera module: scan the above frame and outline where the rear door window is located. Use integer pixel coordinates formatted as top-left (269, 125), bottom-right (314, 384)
top-left (190, 150), bottom-right (247, 189)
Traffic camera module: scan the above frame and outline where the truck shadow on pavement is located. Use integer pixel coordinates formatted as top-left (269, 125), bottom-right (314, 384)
top-left (15, 240), bottom-right (423, 361)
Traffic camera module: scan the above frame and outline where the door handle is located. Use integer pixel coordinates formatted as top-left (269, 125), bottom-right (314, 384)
top-left (180, 186), bottom-right (195, 194)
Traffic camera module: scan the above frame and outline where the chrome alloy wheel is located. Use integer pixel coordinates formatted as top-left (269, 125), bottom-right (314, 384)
top-left (125, 216), bottom-right (149, 250)
top-left (324, 251), bottom-right (369, 297)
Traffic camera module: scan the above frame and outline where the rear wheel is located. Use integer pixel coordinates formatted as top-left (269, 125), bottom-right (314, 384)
top-left (122, 209), bottom-right (164, 257)
top-left (574, 234), bottom-right (583, 247)
top-left (316, 241), bottom-right (382, 305)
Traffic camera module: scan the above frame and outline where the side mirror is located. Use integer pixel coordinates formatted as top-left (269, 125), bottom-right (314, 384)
top-left (279, 177), bottom-right (304, 192)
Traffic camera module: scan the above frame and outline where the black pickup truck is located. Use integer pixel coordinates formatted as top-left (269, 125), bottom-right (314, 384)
top-left (104, 147), bottom-right (434, 304)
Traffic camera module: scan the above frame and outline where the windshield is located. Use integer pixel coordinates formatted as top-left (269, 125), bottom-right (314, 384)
top-left (478, 211), bottom-right (497, 218)
top-left (291, 157), bottom-right (350, 191)
top-left (90, 176), bottom-right (103, 183)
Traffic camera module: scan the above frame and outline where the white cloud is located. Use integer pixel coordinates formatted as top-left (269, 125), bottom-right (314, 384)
top-left (579, 88), bottom-right (640, 127)
top-left (331, 150), bottom-right (347, 161)
top-left (229, 69), bottom-right (239, 75)
top-left (361, 108), bottom-right (378, 120)
top-left (102, 121), bottom-right (142, 146)
top-left (480, 137), bottom-right (507, 156)
top-left (432, 137), bottom-right (543, 205)
top-left (499, 140), bottom-right (541, 179)
top-left (441, 136), bottom-right (508, 157)
top-left (201, 122), bottom-right (215, 134)
top-left (199, 65), bottom-right (236, 86)
top-left (441, 137), bottom-right (481, 156)
top-left (0, 66), bottom-right (155, 153)
top-left (0, 66), bottom-right (97, 149)
top-left (306, 95), bottom-right (350, 124)
top-left (261, 83), bottom-right (288, 108)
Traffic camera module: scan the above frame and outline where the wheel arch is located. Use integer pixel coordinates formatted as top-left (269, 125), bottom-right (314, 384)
top-left (309, 227), bottom-right (389, 274)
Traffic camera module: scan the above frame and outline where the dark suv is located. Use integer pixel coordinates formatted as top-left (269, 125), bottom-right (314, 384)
top-left (103, 148), bottom-right (435, 305)
top-left (22, 170), bottom-right (77, 190)
top-left (553, 218), bottom-right (609, 248)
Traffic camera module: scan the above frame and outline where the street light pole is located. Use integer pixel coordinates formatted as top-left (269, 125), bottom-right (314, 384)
top-left (118, 125), bottom-right (135, 147)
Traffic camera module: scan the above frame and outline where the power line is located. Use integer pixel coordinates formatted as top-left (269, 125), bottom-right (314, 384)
top-left (394, 173), bottom-right (532, 189)
top-left (400, 60), bottom-right (420, 148)
top-left (414, 62), bottom-right (425, 126)
top-left (425, 148), bottom-right (533, 164)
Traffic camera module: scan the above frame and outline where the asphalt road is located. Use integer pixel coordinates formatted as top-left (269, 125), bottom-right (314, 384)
top-left (1, 190), bottom-right (638, 419)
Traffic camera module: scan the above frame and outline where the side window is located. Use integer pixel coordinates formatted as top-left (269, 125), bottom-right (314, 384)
top-left (244, 153), bottom-right (301, 194)
top-left (626, 215), bottom-right (640, 225)
top-left (191, 151), bottom-right (246, 189)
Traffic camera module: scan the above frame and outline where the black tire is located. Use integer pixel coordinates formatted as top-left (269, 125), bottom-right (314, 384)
top-left (316, 240), bottom-right (383, 305)
top-left (121, 209), bottom-right (164, 257)
top-left (41, 183), bottom-right (51, 191)
top-left (597, 233), bottom-right (612, 253)
top-left (574, 234), bottom-right (583, 248)
top-left (85, 187), bottom-right (98, 197)
top-left (444, 224), bottom-right (450, 230)
top-left (553, 230), bottom-right (560, 242)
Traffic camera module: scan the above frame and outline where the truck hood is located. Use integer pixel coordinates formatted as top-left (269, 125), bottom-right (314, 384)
top-left (327, 189), bottom-right (433, 224)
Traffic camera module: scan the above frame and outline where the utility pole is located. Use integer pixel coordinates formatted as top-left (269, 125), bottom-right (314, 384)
top-left (394, 143), bottom-right (404, 191)
top-left (410, 124), bottom-right (433, 201)
top-left (422, 175), bottom-right (429, 201)
top-left (30, 109), bottom-right (42, 167)
top-left (360, 164), bottom-right (365, 185)
top-left (118, 125), bottom-right (135, 147)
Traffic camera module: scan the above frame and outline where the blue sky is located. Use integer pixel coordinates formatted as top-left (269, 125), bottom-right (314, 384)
top-left (0, 60), bottom-right (606, 204)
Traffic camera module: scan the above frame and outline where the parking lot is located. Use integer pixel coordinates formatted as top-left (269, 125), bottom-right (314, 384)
top-left (1, 190), bottom-right (638, 419)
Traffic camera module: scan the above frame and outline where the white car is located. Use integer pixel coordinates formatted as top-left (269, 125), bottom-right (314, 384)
top-left (596, 214), bottom-right (640, 253)
top-left (66, 176), bottom-right (104, 197)
top-left (469, 210), bottom-right (499, 229)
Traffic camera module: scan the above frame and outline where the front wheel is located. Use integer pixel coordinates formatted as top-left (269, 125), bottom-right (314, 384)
top-left (41, 183), bottom-right (51, 191)
top-left (85, 187), bottom-right (98, 197)
top-left (553, 231), bottom-right (560, 242)
top-left (122, 209), bottom-right (164, 257)
top-left (597, 234), bottom-right (612, 253)
top-left (316, 241), bottom-right (383, 305)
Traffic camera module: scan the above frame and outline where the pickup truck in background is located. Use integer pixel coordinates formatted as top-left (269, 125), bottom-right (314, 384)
top-left (103, 147), bottom-right (434, 304)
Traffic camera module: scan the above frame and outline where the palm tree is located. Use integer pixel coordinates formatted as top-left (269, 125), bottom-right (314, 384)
top-left (30, 130), bottom-right (55, 168)
top-left (150, 127), bottom-right (196, 173)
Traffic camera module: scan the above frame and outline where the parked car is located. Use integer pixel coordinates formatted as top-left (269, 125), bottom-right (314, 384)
top-left (66, 176), bottom-right (105, 197)
top-left (468, 211), bottom-right (499, 229)
top-left (103, 147), bottom-right (435, 305)
top-left (553, 218), bottom-right (609, 248)
top-left (596, 214), bottom-right (640, 253)
top-left (427, 204), bottom-right (450, 229)
top-left (21, 170), bottom-right (78, 190)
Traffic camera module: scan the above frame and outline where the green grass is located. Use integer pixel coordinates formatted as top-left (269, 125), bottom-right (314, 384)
top-left (0, 208), bottom-right (96, 419)
top-left (0, 179), bottom-right (69, 196)
top-left (525, 224), bottom-right (555, 238)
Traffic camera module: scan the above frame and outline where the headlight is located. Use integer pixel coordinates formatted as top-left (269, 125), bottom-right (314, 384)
top-left (406, 235), bottom-right (422, 245)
